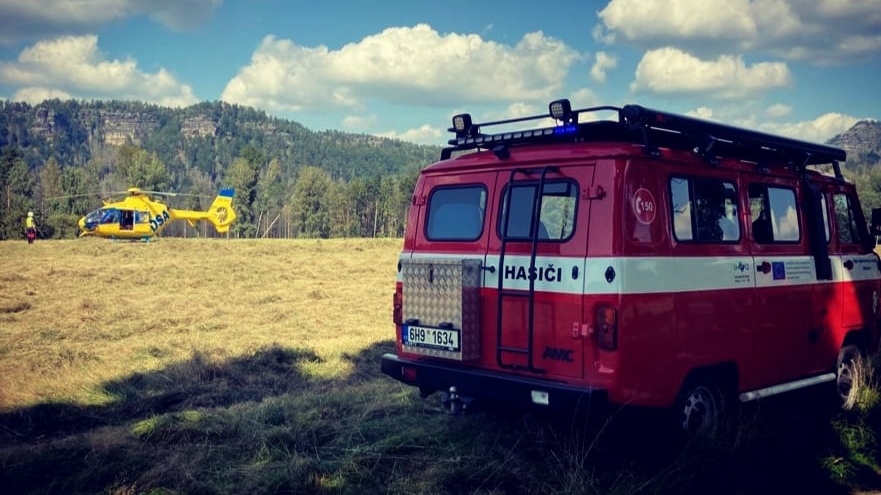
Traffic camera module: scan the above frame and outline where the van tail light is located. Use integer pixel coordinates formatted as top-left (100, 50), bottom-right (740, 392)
top-left (393, 290), bottom-right (403, 325)
top-left (595, 306), bottom-right (618, 351)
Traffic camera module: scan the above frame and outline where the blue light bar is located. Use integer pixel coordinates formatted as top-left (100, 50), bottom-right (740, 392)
top-left (553, 124), bottom-right (578, 136)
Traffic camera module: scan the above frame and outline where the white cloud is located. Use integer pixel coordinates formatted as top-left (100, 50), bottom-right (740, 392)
top-left (595, 0), bottom-right (881, 63)
top-left (503, 102), bottom-right (542, 119)
top-left (595, 0), bottom-right (757, 47)
top-left (817, 0), bottom-right (881, 16)
top-left (758, 112), bottom-right (861, 143)
top-left (671, 105), bottom-right (859, 144)
top-left (0, 35), bottom-right (198, 107)
top-left (630, 47), bottom-right (791, 98)
top-left (12, 86), bottom-right (73, 102)
top-left (686, 107), bottom-right (716, 120)
top-left (765, 103), bottom-right (792, 118)
top-left (341, 114), bottom-right (377, 130)
top-left (221, 24), bottom-right (581, 115)
top-left (377, 124), bottom-right (445, 145)
top-left (590, 51), bottom-right (618, 83)
top-left (568, 88), bottom-right (602, 108)
top-left (0, 0), bottom-right (222, 44)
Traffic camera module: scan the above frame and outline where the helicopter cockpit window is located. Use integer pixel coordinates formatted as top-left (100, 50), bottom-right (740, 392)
top-left (100, 209), bottom-right (119, 224)
top-left (134, 211), bottom-right (149, 224)
top-left (84, 210), bottom-right (101, 223)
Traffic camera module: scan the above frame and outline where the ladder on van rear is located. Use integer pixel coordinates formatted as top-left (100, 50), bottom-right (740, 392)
top-left (495, 166), bottom-right (554, 373)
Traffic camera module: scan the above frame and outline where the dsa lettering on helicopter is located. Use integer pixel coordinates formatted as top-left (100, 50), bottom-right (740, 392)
top-left (149, 210), bottom-right (170, 232)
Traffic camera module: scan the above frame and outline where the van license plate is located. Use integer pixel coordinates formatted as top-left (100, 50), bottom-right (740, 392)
top-left (403, 325), bottom-right (460, 352)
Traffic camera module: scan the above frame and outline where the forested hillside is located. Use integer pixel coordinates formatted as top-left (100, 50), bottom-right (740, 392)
top-left (0, 99), bottom-right (442, 240)
top-left (1, 99), bottom-right (879, 240)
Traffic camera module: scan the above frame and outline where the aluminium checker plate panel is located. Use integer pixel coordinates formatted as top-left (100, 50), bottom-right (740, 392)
top-left (401, 258), bottom-right (481, 361)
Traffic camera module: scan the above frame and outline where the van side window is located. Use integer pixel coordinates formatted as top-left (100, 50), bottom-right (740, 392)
top-left (833, 193), bottom-right (864, 244)
top-left (749, 184), bottom-right (800, 243)
top-left (425, 186), bottom-right (486, 241)
top-left (499, 180), bottom-right (576, 241)
top-left (670, 176), bottom-right (739, 242)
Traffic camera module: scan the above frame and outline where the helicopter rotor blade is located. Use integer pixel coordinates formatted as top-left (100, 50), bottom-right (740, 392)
top-left (139, 190), bottom-right (178, 197)
top-left (45, 192), bottom-right (119, 201)
top-left (141, 191), bottom-right (214, 199)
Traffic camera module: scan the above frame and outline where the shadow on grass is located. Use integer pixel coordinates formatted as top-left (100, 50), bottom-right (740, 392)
top-left (2, 342), bottom-right (880, 495)
top-left (0, 344), bottom-right (325, 444)
top-left (0, 341), bottom-right (403, 494)
top-left (527, 384), bottom-right (881, 495)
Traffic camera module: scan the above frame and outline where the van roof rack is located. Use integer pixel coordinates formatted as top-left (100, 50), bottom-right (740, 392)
top-left (442, 99), bottom-right (846, 178)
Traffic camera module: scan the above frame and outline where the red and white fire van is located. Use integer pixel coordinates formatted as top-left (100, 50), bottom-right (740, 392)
top-left (380, 100), bottom-right (881, 433)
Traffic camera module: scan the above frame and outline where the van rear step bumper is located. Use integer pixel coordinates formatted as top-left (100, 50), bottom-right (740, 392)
top-left (380, 353), bottom-right (606, 412)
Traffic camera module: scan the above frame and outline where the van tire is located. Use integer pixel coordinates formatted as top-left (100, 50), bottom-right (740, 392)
top-left (676, 376), bottom-right (729, 438)
top-left (836, 344), bottom-right (865, 411)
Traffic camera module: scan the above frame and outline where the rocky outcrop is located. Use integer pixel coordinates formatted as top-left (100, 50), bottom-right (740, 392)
top-left (29, 105), bottom-right (160, 146)
top-left (828, 120), bottom-right (881, 168)
top-left (99, 110), bottom-right (160, 146)
top-left (26, 103), bottom-right (223, 146)
top-left (181, 115), bottom-right (216, 138)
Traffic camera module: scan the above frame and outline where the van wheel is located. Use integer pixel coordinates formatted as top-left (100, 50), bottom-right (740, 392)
top-left (836, 344), bottom-right (865, 411)
top-left (677, 378), bottom-right (727, 437)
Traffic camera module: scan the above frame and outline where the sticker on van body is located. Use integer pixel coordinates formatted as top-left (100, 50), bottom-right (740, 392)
top-left (633, 188), bottom-right (656, 225)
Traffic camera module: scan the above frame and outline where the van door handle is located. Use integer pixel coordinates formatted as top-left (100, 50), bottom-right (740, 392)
top-left (757, 261), bottom-right (771, 274)
top-left (481, 265), bottom-right (496, 273)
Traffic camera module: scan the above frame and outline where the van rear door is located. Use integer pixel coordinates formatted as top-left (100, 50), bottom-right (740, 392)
top-left (484, 163), bottom-right (592, 380)
top-left (400, 170), bottom-right (496, 362)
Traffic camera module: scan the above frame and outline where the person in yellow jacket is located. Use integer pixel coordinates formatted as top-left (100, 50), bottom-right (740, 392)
top-left (25, 211), bottom-right (37, 244)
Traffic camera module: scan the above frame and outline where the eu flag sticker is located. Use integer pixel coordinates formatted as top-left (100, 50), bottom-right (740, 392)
top-left (772, 261), bottom-right (786, 280)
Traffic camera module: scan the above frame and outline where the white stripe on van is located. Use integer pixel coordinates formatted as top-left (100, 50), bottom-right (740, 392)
top-left (400, 252), bottom-right (881, 296)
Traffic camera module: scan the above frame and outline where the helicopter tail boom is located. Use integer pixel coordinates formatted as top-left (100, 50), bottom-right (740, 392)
top-left (168, 188), bottom-right (237, 234)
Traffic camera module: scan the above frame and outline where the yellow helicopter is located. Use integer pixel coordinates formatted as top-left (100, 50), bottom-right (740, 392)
top-left (77, 187), bottom-right (236, 240)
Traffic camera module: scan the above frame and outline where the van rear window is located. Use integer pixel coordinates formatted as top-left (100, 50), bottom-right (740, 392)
top-left (425, 186), bottom-right (486, 241)
top-left (499, 180), bottom-right (577, 241)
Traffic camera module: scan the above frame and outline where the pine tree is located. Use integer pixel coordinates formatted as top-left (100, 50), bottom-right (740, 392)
top-left (0, 145), bottom-right (36, 239)
top-left (291, 166), bottom-right (332, 238)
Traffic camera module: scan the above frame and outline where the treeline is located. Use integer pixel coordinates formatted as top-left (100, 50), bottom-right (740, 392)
top-left (0, 99), bottom-right (441, 240)
top-left (2, 99), bottom-right (880, 241)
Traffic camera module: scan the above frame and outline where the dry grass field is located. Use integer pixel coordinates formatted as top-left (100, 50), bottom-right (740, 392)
top-left (1, 237), bottom-right (399, 410)
top-left (1, 238), bottom-right (879, 495)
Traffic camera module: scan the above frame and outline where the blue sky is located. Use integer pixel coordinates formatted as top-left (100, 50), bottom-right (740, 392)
top-left (0, 0), bottom-right (879, 146)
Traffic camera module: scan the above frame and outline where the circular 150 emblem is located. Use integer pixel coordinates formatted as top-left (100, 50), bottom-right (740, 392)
top-left (632, 188), bottom-right (656, 225)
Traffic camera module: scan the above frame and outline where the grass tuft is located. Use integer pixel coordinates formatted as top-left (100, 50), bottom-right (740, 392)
top-left (823, 355), bottom-right (881, 486)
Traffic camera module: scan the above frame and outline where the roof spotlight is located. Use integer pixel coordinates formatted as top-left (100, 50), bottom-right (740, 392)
top-left (451, 113), bottom-right (473, 138)
top-left (549, 99), bottom-right (573, 123)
